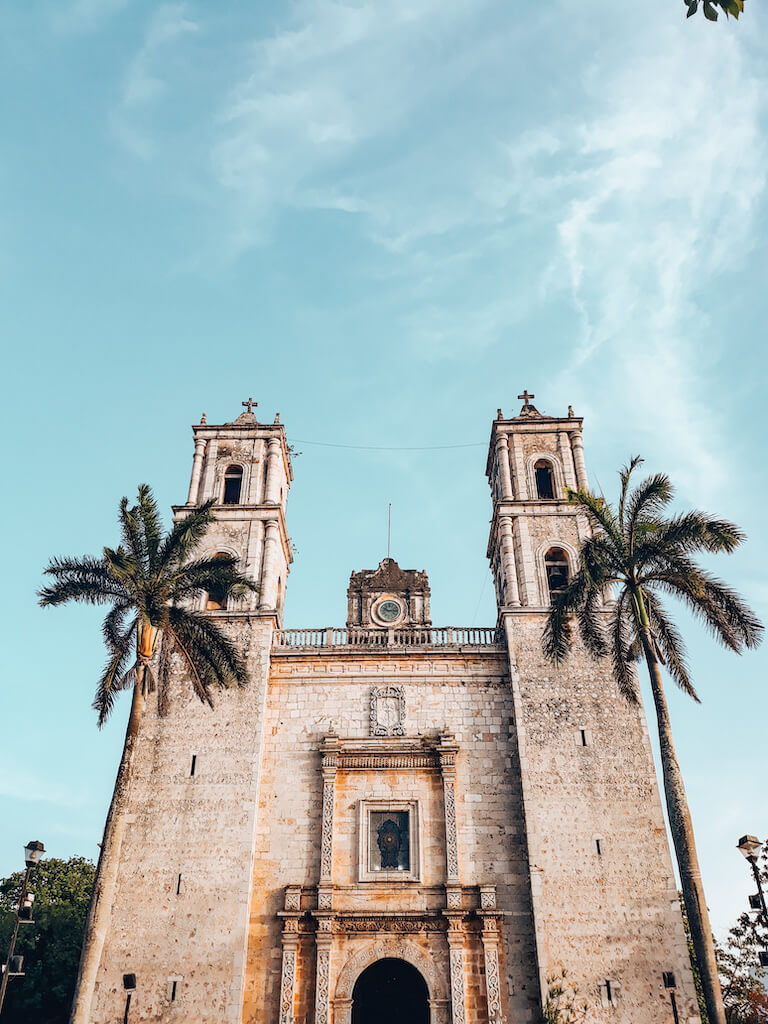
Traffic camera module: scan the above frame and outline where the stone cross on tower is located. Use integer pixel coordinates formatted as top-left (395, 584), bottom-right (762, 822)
top-left (242, 397), bottom-right (258, 415)
top-left (517, 390), bottom-right (535, 408)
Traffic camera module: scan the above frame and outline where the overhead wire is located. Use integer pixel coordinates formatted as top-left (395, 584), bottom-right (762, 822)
top-left (287, 438), bottom-right (486, 452)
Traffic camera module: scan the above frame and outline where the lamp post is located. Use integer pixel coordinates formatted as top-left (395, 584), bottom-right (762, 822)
top-left (0, 840), bottom-right (45, 1016)
top-left (737, 834), bottom-right (768, 972)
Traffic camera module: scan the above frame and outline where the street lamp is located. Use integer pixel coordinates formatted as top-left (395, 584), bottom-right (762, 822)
top-left (0, 840), bottom-right (45, 1016)
top-left (737, 834), bottom-right (768, 969)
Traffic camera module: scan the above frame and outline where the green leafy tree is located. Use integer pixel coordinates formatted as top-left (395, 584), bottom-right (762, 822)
top-left (38, 485), bottom-right (257, 1024)
top-left (542, 457), bottom-right (763, 1024)
top-left (718, 847), bottom-right (768, 1024)
top-left (684, 0), bottom-right (745, 21)
top-left (0, 857), bottom-right (95, 1024)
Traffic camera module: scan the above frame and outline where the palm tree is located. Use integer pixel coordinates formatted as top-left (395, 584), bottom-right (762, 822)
top-left (542, 457), bottom-right (762, 1024)
top-left (39, 484), bottom-right (258, 1024)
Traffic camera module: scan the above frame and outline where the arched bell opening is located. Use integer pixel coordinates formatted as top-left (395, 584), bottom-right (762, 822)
top-left (351, 958), bottom-right (429, 1024)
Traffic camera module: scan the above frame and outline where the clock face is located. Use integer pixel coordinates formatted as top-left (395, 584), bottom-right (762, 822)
top-left (377, 599), bottom-right (402, 623)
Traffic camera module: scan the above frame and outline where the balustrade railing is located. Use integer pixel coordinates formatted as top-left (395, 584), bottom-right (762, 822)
top-left (273, 626), bottom-right (501, 650)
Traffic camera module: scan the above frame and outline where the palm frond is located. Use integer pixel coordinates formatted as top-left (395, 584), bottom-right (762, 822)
top-left (618, 455), bottom-right (644, 529)
top-left (93, 614), bottom-right (137, 728)
top-left (167, 606), bottom-right (249, 700)
top-left (169, 556), bottom-right (259, 603)
top-left (157, 633), bottom-right (173, 717)
top-left (136, 484), bottom-right (164, 569)
top-left (643, 590), bottom-right (698, 700)
top-left (578, 585), bottom-right (609, 659)
top-left (118, 495), bottom-right (148, 569)
top-left (159, 500), bottom-right (217, 570)
top-left (649, 511), bottom-right (746, 556)
top-left (650, 561), bottom-right (764, 652)
top-left (567, 487), bottom-right (625, 556)
top-left (626, 472), bottom-right (673, 544)
top-left (610, 588), bottom-right (640, 703)
top-left (38, 556), bottom-right (129, 607)
top-left (543, 571), bottom-right (589, 662)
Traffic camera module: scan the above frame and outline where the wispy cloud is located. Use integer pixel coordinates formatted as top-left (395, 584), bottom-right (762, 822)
top-left (109, 1), bottom-right (767, 496)
top-left (112, 3), bottom-right (199, 159)
top-left (547, 27), bottom-right (766, 499)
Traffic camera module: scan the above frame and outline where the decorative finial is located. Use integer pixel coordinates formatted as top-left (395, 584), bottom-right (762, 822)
top-left (242, 397), bottom-right (258, 415)
top-left (274, 413), bottom-right (280, 423)
top-left (497, 408), bottom-right (503, 420)
top-left (568, 405), bottom-right (574, 418)
top-left (200, 413), bottom-right (207, 424)
top-left (517, 390), bottom-right (535, 408)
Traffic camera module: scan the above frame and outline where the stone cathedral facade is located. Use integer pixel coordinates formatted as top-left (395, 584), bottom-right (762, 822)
top-left (83, 397), bottom-right (702, 1024)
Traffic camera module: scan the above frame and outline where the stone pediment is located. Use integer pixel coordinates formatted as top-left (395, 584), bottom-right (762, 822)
top-left (348, 558), bottom-right (429, 593)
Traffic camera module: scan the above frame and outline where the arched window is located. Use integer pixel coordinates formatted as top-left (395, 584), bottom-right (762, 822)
top-left (535, 460), bottom-right (555, 500)
top-left (222, 465), bottom-right (243, 505)
top-left (205, 552), bottom-right (230, 610)
top-left (544, 547), bottom-right (569, 599)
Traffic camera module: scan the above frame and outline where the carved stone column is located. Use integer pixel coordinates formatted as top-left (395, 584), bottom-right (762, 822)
top-left (498, 517), bottom-right (521, 607)
top-left (314, 917), bottom-right (334, 1024)
top-left (557, 431), bottom-right (578, 490)
top-left (495, 435), bottom-right (514, 500)
top-left (513, 517), bottom-right (538, 606)
top-left (479, 887), bottom-right (505, 1024)
top-left (508, 433), bottom-right (528, 500)
top-left (278, 887), bottom-right (302, 1024)
top-left (259, 519), bottom-right (281, 610)
top-left (187, 438), bottom-right (207, 505)
top-left (570, 430), bottom-right (589, 490)
top-left (318, 736), bottom-right (338, 907)
top-left (445, 915), bottom-right (467, 1024)
top-left (198, 438), bottom-right (218, 502)
top-left (265, 436), bottom-right (283, 504)
top-left (438, 734), bottom-right (460, 886)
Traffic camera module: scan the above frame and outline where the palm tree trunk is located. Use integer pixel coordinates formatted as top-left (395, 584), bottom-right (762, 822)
top-left (640, 624), bottom-right (725, 1024)
top-left (69, 680), bottom-right (144, 1024)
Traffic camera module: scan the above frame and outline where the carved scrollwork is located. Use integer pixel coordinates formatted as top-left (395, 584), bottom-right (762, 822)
top-left (339, 916), bottom-right (445, 933)
top-left (320, 779), bottom-right (335, 880)
top-left (443, 782), bottom-right (459, 879)
top-left (315, 949), bottom-right (331, 1024)
top-left (449, 948), bottom-right (467, 1024)
top-left (279, 949), bottom-right (297, 1024)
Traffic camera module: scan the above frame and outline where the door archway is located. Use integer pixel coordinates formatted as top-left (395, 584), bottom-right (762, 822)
top-left (351, 957), bottom-right (429, 1024)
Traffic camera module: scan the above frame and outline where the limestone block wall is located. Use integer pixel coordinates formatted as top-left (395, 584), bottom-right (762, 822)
top-left (503, 612), bottom-right (701, 1023)
top-left (241, 650), bottom-right (541, 1024)
top-left (87, 618), bottom-right (274, 1024)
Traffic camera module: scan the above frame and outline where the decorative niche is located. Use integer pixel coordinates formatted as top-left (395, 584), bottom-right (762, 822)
top-left (357, 800), bottom-right (421, 883)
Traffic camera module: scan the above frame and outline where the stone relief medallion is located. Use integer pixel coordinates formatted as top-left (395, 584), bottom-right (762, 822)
top-left (370, 686), bottom-right (406, 737)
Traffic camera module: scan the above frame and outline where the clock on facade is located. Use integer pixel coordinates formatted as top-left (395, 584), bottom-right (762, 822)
top-left (376, 599), bottom-right (402, 623)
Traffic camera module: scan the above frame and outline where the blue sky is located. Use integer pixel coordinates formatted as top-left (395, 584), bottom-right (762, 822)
top-left (1, 0), bottom-right (766, 937)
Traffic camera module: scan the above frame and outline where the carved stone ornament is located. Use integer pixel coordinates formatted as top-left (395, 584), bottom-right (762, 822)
top-left (370, 686), bottom-right (406, 737)
top-left (279, 949), bottom-right (297, 1024)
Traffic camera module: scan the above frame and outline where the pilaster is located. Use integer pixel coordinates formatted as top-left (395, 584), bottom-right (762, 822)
top-left (187, 437), bottom-right (207, 505)
top-left (438, 733), bottom-right (460, 885)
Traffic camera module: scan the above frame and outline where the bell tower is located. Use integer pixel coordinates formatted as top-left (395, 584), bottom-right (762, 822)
top-left (173, 398), bottom-right (293, 623)
top-left (486, 392), bottom-right (701, 1020)
top-left (486, 391), bottom-right (589, 612)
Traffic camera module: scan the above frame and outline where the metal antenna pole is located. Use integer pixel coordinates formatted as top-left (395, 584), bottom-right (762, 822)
top-left (387, 504), bottom-right (391, 559)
